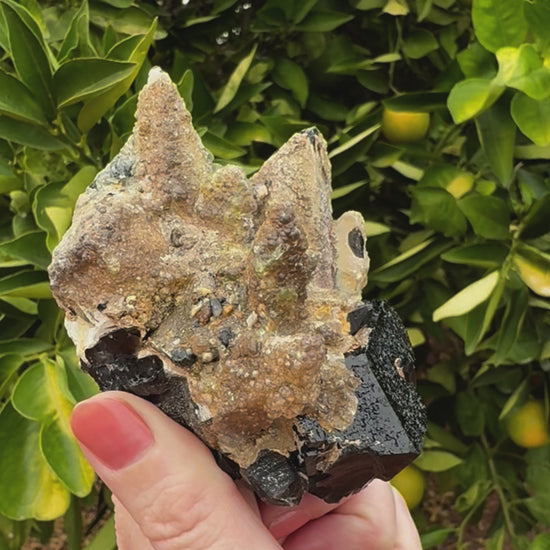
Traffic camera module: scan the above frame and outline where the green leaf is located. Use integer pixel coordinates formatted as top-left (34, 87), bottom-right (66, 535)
top-left (0, 231), bottom-right (50, 269)
top-left (214, 44), bottom-right (257, 113)
top-left (456, 391), bottom-right (485, 436)
top-left (53, 58), bottom-right (136, 108)
top-left (420, 529), bottom-right (454, 549)
top-left (495, 45), bottom-right (550, 100)
top-left (201, 131), bottom-right (246, 159)
top-left (225, 122), bottom-right (272, 146)
top-left (77, 19), bottom-right (156, 132)
top-left (402, 29), bottom-right (438, 59)
top-left (295, 10), bottom-right (354, 31)
top-left (447, 78), bottom-right (504, 123)
top-left (33, 166), bottom-right (97, 251)
top-left (329, 124), bottom-right (380, 158)
top-left (521, 193), bottom-right (550, 239)
top-left (0, 353), bottom-right (23, 396)
top-left (475, 99), bottom-right (515, 186)
top-left (0, 69), bottom-right (47, 126)
top-left (410, 187), bottom-right (467, 237)
top-left (383, 0), bottom-right (409, 16)
top-left (472, 0), bottom-right (527, 53)
top-left (499, 378), bottom-right (529, 420)
top-left (415, 450), bottom-right (462, 472)
top-left (12, 359), bottom-right (94, 497)
top-left (458, 195), bottom-right (510, 239)
top-left (90, 5), bottom-right (165, 37)
top-left (57, 0), bottom-right (92, 62)
top-left (0, 402), bottom-right (70, 520)
top-left (455, 480), bottom-right (492, 513)
top-left (331, 180), bottom-right (368, 200)
top-left (524, 0), bottom-right (550, 52)
top-left (513, 244), bottom-right (550, 297)
top-left (371, 238), bottom-right (452, 283)
top-left (433, 271), bottom-right (499, 322)
top-left (83, 514), bottom-right (116, 550)
top-left (0, 116), bottom-right (65, 150)
top-left (1, 2), bottom-right (55, 117)
top-left (441, 243), bottom-right (508, 269)
top-left (511, 94), bottom-right (550, 146)
top-left (0, 270), bottom-right (51, 299)
top-left (272, 59), bottom-right (309, 108)
top-left (457, 42), bottom-right (497, 80)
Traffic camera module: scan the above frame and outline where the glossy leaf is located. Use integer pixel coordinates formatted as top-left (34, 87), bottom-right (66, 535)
top-left (513, 244), bottom-right (550, 297)
top-left (0, 402), bottom-right (69, 520)
top-left (495, 45), bottom-right (550, 100)
top-left (272, 59), bottom-right (308, 108)
top-left (458, 195), bottom-right (510, 239)
top-left (12, 359), bottom-right (94, 497)
top-left (215, 44), bottom-right (257, 113)
top-left (371, 239), bottom-right (452, 283)
top-left (0, 117), bottom-right (65, 150)
top-left (471, 0), bottom-right (527, 53)
top-left (0, 270), bottom-right (51, 299)
top-left (0, 231), bottom-right (50, 269)
top-left (433, 271), bottom-right (499, 322)
top-left (295, 10), bottom-right (354, 31)
top-left (1, 2), bottom-right (55, 116)
top-left (475, 99), bottom-right (515, 186)
top-left (402, 29), bottom-right (438, 59)
top-left (78, 20), bottom-right (156, 132)
top-left (57, 0), bottom-right (92, 62)
top-left (0, 69), bottom-right (47, 126)
top-left (447, 78), bottom-right (504, 123)
top-left (511, 94), bottom-right (550, 146)
top-left (0, 353), bottom-right (23, 396)
top-left (415, 450), bottom-right (462, 472)
top-left (53, 58), bottom-right (136, 108)
top-left (410, 187), bottom-right (467, 237)
top-left (441, 243), bottom-right (508, 269)
top-left (33, 166), bottom-right (97, 251)
top-left (524, 0), bottom-right (550, 51)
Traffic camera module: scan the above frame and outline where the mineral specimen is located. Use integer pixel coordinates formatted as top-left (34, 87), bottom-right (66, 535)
top-left (48, 68), bottom-right (425, 506)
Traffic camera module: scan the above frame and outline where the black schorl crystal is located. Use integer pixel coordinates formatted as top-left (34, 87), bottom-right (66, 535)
top-left (80, 300), bottom-right (425, 506)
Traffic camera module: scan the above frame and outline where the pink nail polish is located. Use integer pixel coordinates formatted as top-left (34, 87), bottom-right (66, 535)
top-left (71, 398), bottom-right (153, 470)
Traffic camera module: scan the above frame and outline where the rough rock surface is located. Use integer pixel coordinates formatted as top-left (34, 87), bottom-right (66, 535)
top-left (49, 68), bottom-right (425, 506)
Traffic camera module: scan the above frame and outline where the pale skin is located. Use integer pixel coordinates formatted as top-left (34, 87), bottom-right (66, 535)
top-left (71, 392), bottom-right (423, 550)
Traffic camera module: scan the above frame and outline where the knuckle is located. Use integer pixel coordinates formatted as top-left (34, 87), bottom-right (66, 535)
top-left (132, 474), bottom-right (224, 550)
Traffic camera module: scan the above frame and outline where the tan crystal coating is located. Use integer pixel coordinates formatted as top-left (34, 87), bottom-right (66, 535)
top-left (49, 68), bottom-right (370, 467)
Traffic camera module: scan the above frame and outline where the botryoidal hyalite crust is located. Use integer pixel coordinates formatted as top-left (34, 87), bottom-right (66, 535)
top-left (49, 68), bottom-right (425, 506)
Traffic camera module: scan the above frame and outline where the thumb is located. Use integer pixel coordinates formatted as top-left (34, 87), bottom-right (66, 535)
top-left (70, 391), bottom-right (279, 550)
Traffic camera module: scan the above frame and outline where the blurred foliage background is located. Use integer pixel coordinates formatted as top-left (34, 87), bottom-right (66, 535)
top-left (0, 0), bottom-right (549, 548)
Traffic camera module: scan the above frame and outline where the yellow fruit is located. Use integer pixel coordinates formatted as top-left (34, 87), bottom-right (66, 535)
top-left (390, 465), bottom-right (425, 509)
top-left (381, 108), bottom-right (430, 143)
top-left (446, 172), bottom-right (474, 199)
top-left (506, 400), bottom-right (550, 448)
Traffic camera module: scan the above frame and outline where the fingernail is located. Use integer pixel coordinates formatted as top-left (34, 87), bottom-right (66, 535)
top-left (268, 510), bottom-right (310, 540)
top-left (71, 397), bottom-right (153, 470)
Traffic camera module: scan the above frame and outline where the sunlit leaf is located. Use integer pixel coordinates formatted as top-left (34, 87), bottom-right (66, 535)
top-left (53, 58), bottom-right (136, 108)
top-left (0, 402), bottom-right (69, 520)
top-left (513, 244), bottom-right (550, 297)
top-left (472, 0), bottom-right (527, 53)
top-left (12, 359), bottom-right (94, 497)
top-left (433, 271), bottom-right (499, 322)
top-left (215, 44), bottom-right (258, 113)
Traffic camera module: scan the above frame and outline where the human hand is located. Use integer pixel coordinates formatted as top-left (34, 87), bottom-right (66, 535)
top-left (71, 392), bottom-right (422, 549)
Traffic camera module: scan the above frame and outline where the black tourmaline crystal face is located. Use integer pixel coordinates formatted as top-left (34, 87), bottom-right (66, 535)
top-left (48, 68), bottom-right (425, 506)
